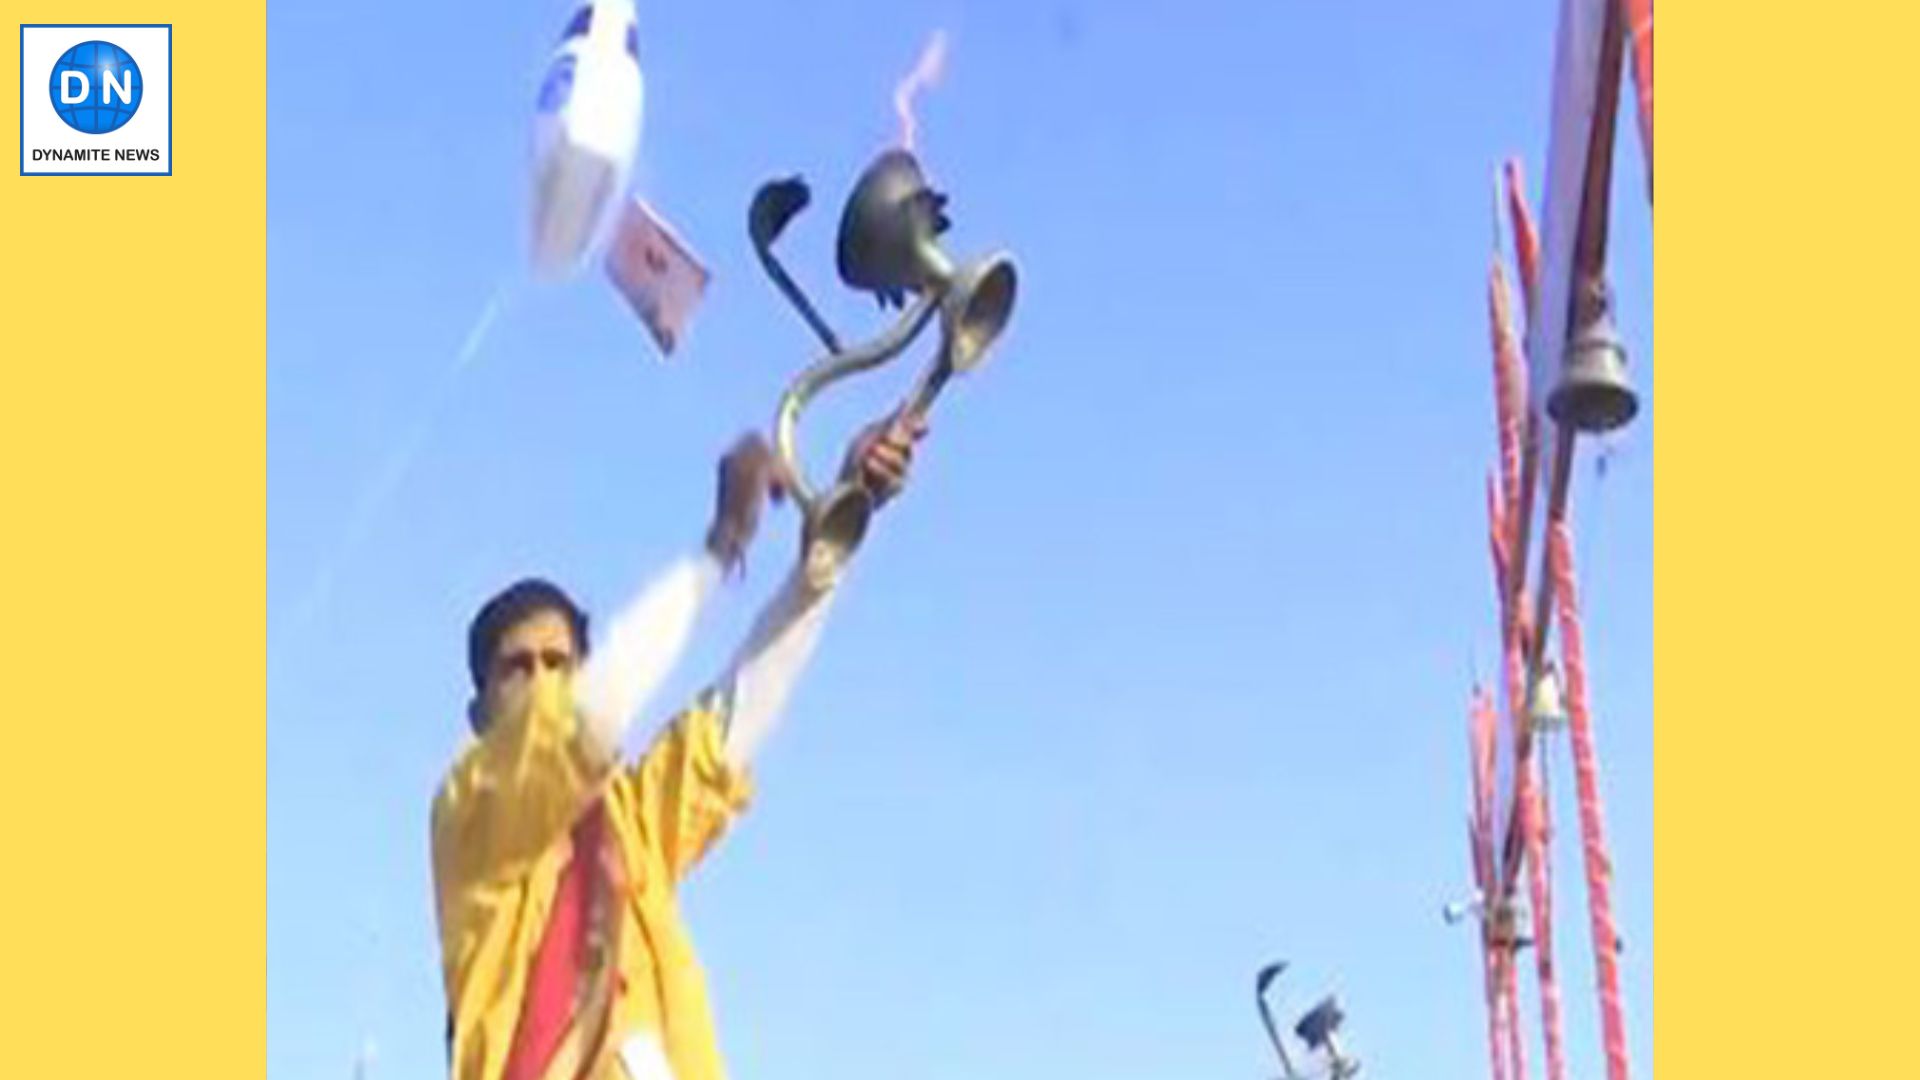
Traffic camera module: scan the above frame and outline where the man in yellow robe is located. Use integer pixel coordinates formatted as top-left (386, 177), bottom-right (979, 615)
top-left (433, 416), bottom-right (925, 1080)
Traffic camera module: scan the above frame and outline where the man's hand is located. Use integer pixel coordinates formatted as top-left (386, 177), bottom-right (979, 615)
top-left (840, 409), bottom-right (929, 511)
top-left (707, 433), bottom-right (786, 576)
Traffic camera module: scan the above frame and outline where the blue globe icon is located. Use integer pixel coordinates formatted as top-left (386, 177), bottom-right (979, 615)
top-left (48, 40), bottom-right (143, 135)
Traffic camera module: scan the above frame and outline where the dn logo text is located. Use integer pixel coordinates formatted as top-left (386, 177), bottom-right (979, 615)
top-left (48, 40), bottom-right (144, 135)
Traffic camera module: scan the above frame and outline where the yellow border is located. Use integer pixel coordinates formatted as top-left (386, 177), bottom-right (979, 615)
top-left (0, 4), bottom-right (264, 1075)
top-left (0, 0), bottom-right (1913, 1075)
top-left (1663, 2), bottom-right (1919, 1076)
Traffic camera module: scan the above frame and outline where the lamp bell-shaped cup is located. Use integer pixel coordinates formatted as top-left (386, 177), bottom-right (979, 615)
top-left (837, 148), bottom-right (954, 296)
top-left (940, 253), bottom-right (1018, 373)
top-left (1547, 308), bottom-right (1638, 434)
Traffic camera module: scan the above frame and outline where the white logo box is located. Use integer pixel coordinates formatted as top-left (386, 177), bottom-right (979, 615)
top-left (20, 24), bottom-right (173, 176)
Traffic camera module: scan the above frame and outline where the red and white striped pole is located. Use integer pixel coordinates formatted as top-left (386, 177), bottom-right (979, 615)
top-left (1470, 689), bottom-right (1510, 1080)
top-left (1519, 753), bottom-right (1568, 1080)
top-left (1490, 172), bottom-right (1569, 1080)
top-left (1548, 520), bottom-right (1631, 1080)
top-left (1616, 0), bottom-right (1653, 199)
top-left (1502, 951), bottom-right (1528, 1080)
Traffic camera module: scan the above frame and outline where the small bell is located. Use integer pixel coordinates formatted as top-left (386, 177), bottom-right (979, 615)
top-left (1548, 284), bottom-right (1639, 434)
top-left (1484, 896), bottom-right (1532, 952)
top-left (1527, 664), bottom-right (1569, 735)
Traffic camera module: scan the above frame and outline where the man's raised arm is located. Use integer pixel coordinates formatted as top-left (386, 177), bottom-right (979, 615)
top-left (573, 433), bottom-right (784, 757)
top-left (714, 558), bottom-right (838, 768)
top-left (711, 410), bottom-right (927, 767)
top-left (574, 552), bottom-right (723, 759)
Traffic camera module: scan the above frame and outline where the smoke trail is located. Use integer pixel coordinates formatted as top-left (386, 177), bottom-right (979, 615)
top-left (893, 30), bottom-right (949, 153)
top-left (277, 281), bottom-right (512, 651)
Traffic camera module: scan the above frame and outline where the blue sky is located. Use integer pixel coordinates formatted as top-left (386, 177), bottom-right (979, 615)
top-left (267, 3), bottom-right (1654, 1079)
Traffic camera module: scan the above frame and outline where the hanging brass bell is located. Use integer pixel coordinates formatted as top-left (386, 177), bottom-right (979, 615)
top-left (1548, 299), bottom-right (1638, 434)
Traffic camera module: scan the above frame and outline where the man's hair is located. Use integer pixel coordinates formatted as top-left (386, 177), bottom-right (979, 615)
top-left (466, 577), bottom-right (591, 690)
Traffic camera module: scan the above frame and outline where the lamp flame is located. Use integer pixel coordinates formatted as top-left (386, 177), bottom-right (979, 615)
top-left (892, 30), bottom-right (949, 153)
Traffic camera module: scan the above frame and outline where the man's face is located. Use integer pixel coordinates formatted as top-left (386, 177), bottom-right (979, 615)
top-left (475, 608), bottom-right (580, 734)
